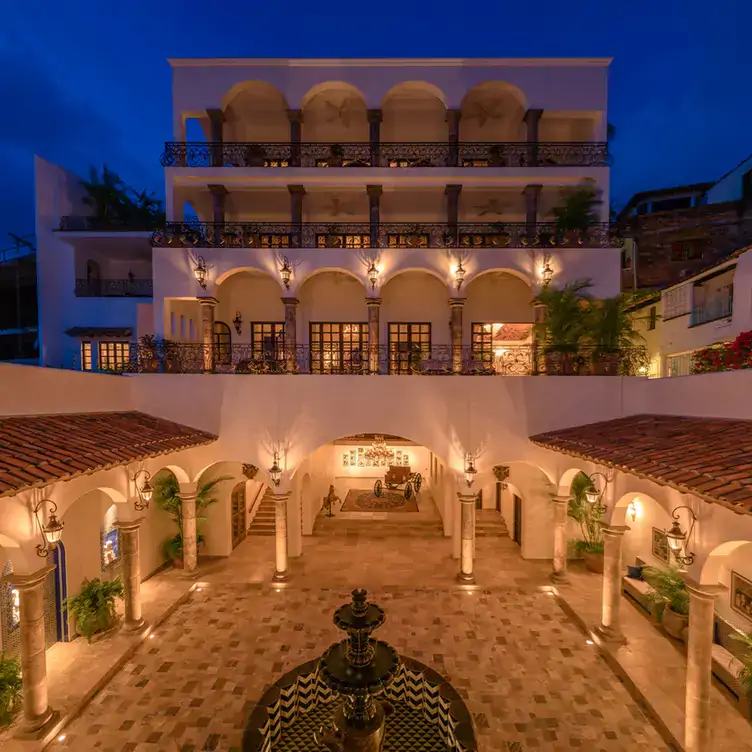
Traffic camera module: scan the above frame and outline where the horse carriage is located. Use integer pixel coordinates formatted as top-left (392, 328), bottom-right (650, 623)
top-left (373, 466), bottom-right (423, 500)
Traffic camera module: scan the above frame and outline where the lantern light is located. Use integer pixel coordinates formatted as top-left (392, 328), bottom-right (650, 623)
top-left (464, 455), bottom-right (477, 487)
top-left (233, 311), bottom-right (243, 335)
top-left (280, 257), bottom-right (292, 290)
top-left (133, 469), bottom-right (153, 511)
top-left (454, 260), bottom-right (466, 291)
top-left (33, 500), bottom-right (64, 557)
top-left (665, 506), bottom-right (696, 566)
top-left (367, 262), bottom-right (379, 289)
top-left (541, 261), bottom-right (554, 285)
top-left (269, 452), bottom-right (282, 486)
top-left (193, 256), bottom-right (207, 290)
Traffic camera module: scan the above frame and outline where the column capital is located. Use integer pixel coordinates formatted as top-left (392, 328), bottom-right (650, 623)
top-left (682, 577), bottom-right (727, 601)
top-left (523, 184), bottom-right (543, 196)
top-left (114, 517), bottom-right (146, 533)
top-left (449, 297), bottom-right (467, 308)
top-left (288, 184), bottom-right (306, 195)
top-left (286, 109), bottom-right (304, 123)
top-left (281, 296), bottom-right (299, 306)
top-left (551, 494), bottom-right (569, 504)
top-left (4, 564), bottom-right (55, 590)
top-left (365, 297), bottom-right (383, 306)
top-left (197, 296), bottom-right (218, 307)
top-left (523, 108), bottom-right (544, 124)
top-left (208, 183), bottom-right (228, 197)
top-left (444, 184), bottom-right (462, 196)
top-left (367, 108), bottom-right (383, 123)
top-left (176, 489), bottom-right (198, 502)
top-left (366, 184), bottom-right (383, 199)
top-left (457, 492), bottom-right (478, 504)
top-left (600, 523), bottom-right (630, 536)
top-left (270, 491), bottom-right (291, 503)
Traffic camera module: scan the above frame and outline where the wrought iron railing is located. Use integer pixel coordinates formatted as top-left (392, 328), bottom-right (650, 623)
top-left (151, 221), bottom-right (617, 249)
top-left (75, 279), bottom-right (153, 298)
top-left (160, 141), bottom-right (610, 169)
top-left (108, 343), bottom-right (647, 376)
top-left (59, 216), bottom-right (161, 232)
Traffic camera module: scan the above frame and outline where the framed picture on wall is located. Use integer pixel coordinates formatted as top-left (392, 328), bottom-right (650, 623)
top-left (731, 571), bottom-right (752, 621)
top-left (342, 453), bottom-right (349, 467)
top-left (349, 450), bottom-right (356, 465)
top-left (651, 527), bottom-right (669, 563)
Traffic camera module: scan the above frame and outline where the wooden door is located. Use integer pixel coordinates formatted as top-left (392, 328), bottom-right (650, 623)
top-left (231, 483), bottom-right (247, 548)
top-left (513, 494), bottom-right (522, 546)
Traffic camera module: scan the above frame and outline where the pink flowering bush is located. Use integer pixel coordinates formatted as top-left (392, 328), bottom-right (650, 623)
top-left (692, 330), bottom-right (752, 373)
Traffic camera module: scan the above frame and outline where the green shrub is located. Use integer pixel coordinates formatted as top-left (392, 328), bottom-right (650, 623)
top-left (641, 566), bottom-right (690, 616)
top-left (63, 578), bottom-right (124, 641)
top-left (0, 654), bottom-right (21, 726)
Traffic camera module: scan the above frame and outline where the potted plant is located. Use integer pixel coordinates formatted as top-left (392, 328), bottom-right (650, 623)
top-left (552, 183), bottom-right (603, 245)
top-left (567, 471), bottom-right (605, 572)
top-left (243, 144), bottom-right (267, 167)
top-left (327, 144), bottom-right (344, 167)
top-left (0, 654), bottom-right (21, 726)
top-left (154, 474), bottom-right (231, 568)
top-left (642, 565), bottom-right (690, 641)
top-left (588, 295), bottom-right (646, 376)
top-left (731, 632), bottom-right (752, 716)
top-left (534, 280), bottom-right (592, 375)
top-left (63, 578), bottom-right (125, 642)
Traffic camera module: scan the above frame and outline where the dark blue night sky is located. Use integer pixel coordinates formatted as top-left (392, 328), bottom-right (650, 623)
top-left (1, 0), bottom-right (749, 242)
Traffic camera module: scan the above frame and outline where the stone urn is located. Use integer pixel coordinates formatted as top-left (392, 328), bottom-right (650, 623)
top-left (582, 550), bottom-right (604, 574)
top-left (661, 605), bottom-right (689, 641)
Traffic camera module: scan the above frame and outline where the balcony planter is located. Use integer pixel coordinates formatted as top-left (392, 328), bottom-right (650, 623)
top-left (592, 350), bottom-right (620, 376)
top-left (661, 605), bottom-right (689, 642)
top-left (582, 550), bottom-right (604, 574)
top-left (243, 144), bottom-right (267, 167)
top-left (327, 144), bottom-right (344, 168)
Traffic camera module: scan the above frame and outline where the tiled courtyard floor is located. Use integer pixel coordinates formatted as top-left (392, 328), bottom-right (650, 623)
top-left (55, 519), bottom-right (668, 752)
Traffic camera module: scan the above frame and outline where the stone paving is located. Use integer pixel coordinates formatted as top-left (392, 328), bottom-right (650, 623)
top-left (56, 514), bottom-right (667, 752)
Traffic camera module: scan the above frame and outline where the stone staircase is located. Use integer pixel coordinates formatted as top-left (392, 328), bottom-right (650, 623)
top-left (476, 510), bottom-right (510, 538)
top-left (247, 490), bottom-right (276, 536)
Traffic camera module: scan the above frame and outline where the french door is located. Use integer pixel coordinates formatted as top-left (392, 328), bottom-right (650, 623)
top-left (251, 322), bottom-right (285, 362)
top-left (388, 323), bottom-right (431, 374)
top-left (310, 323), bottom-right (369, 373)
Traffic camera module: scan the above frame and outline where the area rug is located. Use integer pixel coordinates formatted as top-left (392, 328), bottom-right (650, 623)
top-left (340, 488), bottom-right (419, 513)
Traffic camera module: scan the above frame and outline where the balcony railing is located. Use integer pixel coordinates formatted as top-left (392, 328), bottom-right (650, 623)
top-left (59, 216), bottom-right (161, 232)
top-left (689, 299), bottom-right (733, 327)
top-left (75, 279), bottom-right (153, 298)
top-left (160, 141), bottom-right (609, 169)
top-left (151, 222), bottom-right (617, 249)
top-left (103, 343), bottom-right (647, 376)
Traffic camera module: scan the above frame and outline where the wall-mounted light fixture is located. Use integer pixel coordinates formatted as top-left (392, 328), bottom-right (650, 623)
top-left (133, 469), bottom-right (153, 511)
top-left (464, 455), bottom-right (477, 487)
top-left (269, 452), bottom-right (282, 487)
top-left (193, 256), bottom-right (207, 290)
top-left (233, 311), bottom-right (243, 335)
top-left (666, 506), bottom-right (696, 566)
top-left (626, 498), bottom-right (641, 522)
top-left (540, 259), bottom-right (554, 286)
top-left (454, 260), bottom-right (466, 291)
top-left (367, 261), bottom-right (379, 289)
top-left (279, 257), bottom-right (292, 290)
top-left (584, 472), bottom-right (611, 506)
top-left (32, 500), bottom-right (64, 557)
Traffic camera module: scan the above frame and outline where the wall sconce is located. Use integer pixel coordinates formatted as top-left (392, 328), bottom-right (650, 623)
top-left (666, 506), bottom-right (696, 566)
top-left (193, 256), bottom-right (207, 290)
top-left (133, 469), bottom-right (153, 511)
top-left (626, 498), bottom-right (641, 522)
top-left (464, 455), bottom-right (477, 487)
top-left (540, 260), bottom-right (554, 286)
top-left (367, 261), bottom-right (379, 289)
top-left (32, 500), bottom-right (64, 557)
top-left (269, 452), bottom-right (282, 487)
top-left (585, 472), bottom-right (611, 506)
top-left (279, 256), bottom-right (292, 290)
top-left (454, 260), bottom-right (466, 291)
top-left (233, 311), bottom-right (243, 335)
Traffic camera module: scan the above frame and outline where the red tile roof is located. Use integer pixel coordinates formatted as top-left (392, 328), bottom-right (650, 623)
top-left (0, 411), bottom-right (217, 497)
top-left (530, 414), bottom-right (752, 515)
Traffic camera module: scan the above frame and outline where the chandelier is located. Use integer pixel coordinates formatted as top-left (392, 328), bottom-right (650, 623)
top-left (364, 435), bottom-right (392, 462)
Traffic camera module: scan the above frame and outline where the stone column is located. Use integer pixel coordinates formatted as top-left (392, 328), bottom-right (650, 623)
top-left (198, 297), bottom-right (217, 373)
top-left (551, 494), bottom-right (569, 583)
top-left (177, 487), bottom-right (199, 574)
top-left (287, 109), bottom-right (304, 167)
top-left (523, 184), bottom-right (542, 243)
top-left (596, 524), bottom-right (630, 643)
top-left (282, 297), bottom-right (299, 372)
top-left (446, 109), bottom-right (462, 167)
top-left (288, 185), bottom-right (305, 246)
top-left (449, 298), bottom-right (465, 374)
top-left (368, 109), bottom-right (382, 166)
top-left (523, 108), bottom-right (543, 166)
top-left (113, 518), bottom-right (146, 631)
top-left (366, 298), bottom-right (382, 374)
top-left (457, 493), bottom-right (477, 583)
top-left (445, 184), bottom-right (462, 244)
top-left (207, 108), bottom-right (225, 167)
top-left (685, 583), bottom-right (722, 752)
top-left (5, 566), bottom-right (56, 736)
top-left (208, 184), bottom-right (228, 246)
top-left (366, 185), bottom-right (382, 248)
top-left (272, 491), bottom-right (291, 582)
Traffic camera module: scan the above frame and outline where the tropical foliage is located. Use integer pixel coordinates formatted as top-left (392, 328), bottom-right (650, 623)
top-left (589, 294), bottom-right (646, 353)
top-left (0, 654), bottom-right (21, 726)
top-left (692, 330), bottom-right (752, 374)
top-left (63, 578), bottom-right (125, 641)
top-left (731, 631), bottom-right (752, 695)
top-left (641, 565), bottom-right (690, 616)
top-left (534, 279), bottom-right (592, 352)
top-left (567, 471), bottom-right (604, 554)
top-left (154, 473), bottom-right (232, 561)
top-left (552, 184), bottom-right (603, 233)
top-left (81, 165), bottom-right (164, 230)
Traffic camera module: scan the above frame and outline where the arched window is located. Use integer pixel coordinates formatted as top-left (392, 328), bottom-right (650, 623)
top-left (214, 321), bottom-right (232, 365)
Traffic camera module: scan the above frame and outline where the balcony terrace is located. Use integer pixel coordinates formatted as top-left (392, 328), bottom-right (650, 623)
top-left (74, 278), bottom-right (153, 298)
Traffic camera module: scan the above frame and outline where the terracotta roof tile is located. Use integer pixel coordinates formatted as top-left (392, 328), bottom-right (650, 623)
top-left (0, 411), bottom-right (217, 498)
top-left (530, 414), bottom-right (752, 515)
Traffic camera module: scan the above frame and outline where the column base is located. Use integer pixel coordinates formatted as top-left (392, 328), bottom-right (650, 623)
top-left (457, 571), bottom-right (476, 584)
top-left (180, 567), bottom-right (202, 580)
top-left (595, 624), bottom-right (627, 645)
top-left (123, 617), bottom-right (146, 633)
top-left (16, 707), bottom-right (59, 739)
top-left (550, 570), bottom-right (569, 585)
top-left (273, 570), bottom-right (290, 583)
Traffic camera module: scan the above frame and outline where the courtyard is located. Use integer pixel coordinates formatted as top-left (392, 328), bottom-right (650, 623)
top-left (54, 526), bottom-right (666, 752)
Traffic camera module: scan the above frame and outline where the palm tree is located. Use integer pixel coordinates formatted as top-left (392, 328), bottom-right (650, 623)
top-left (81, 165), bottom-right (128, 227)
top-left (589, 295), bottom-right (646, 353)
top-left (567, 471), bottom-right (604, 554)
top-left (534, 279), bottom-right (592, 352)
top-left (127, 188), bottom-right (166, 229)
top-left (552, 184), bottom-right (603, 234)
